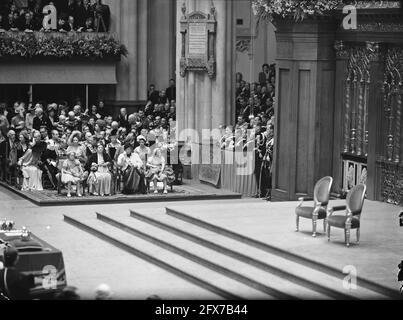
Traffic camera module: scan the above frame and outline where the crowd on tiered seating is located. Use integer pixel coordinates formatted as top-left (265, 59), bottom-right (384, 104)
top-left (0, 80), bottom-right (180, 197)
top-left (0, 0), bottom-right (110, 33)
top-left (219, 63), bottom-right (276, 200)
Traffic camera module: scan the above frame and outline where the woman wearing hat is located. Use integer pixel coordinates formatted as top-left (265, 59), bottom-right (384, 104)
top-left (117, 143), bottom-right (146, 195)
top-left (85, 142), bottom-right (112, 196)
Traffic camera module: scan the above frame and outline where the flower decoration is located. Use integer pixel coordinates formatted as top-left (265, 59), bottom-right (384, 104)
top-left (252, 0), bottom-right (342, 21)
top-left (0, 32), bottom-right (128, 60)
top-left (252, 0), bottom-right (400, 22)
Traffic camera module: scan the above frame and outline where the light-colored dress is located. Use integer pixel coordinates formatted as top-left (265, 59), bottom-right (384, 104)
top-left (61, 159), bottom-right (83, 184)
top-left (94, 154), bottom-right (112, 196)
top-left (66, 144), bottom-right (86, 162)
top-left (134, 146), bottom-right (150, 164)
top-left (146, 156), bottom-right (175, 183)
top-left (19, 149), bottom-right (43, 191)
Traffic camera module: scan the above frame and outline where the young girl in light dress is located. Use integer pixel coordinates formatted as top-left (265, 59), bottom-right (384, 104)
top-left (61, 151), bottom-right (84, 197)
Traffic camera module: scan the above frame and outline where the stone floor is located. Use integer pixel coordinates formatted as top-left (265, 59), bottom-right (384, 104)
top-left (0, 185), bottom-right (402, 299)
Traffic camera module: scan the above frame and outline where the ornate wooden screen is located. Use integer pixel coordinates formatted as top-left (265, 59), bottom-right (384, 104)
top-left (337, 41), bottom-right (403, 205)
top-left (339, 43), bottom-right (371, 191)
top-left (344, 47), bottom-right (370, 157)
top-left (378, 47), bottom-right (403, 205)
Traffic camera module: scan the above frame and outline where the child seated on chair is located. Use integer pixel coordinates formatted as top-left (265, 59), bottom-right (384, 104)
top-left (87, 162), bottom-right (99, 196)
top-left (61, 151), bottom-right (84, 197)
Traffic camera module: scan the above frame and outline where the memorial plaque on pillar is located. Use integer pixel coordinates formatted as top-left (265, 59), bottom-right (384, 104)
top-left (180, 3), bottom-right (217, 78)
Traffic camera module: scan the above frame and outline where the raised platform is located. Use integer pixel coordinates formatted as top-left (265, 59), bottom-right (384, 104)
top-left (63, 200), bottom-right (403, 300)
top-left (0, 180), bottom-right (242, 207)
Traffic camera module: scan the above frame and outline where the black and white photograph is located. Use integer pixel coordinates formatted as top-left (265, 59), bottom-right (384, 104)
top-left (0, 0), bottom-right (402, 308)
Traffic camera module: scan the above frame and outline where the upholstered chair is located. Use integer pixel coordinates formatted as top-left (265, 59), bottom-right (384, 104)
top-left (326, 184), bottom-right (366, 247)
top-left (295, 176), bottom-right (333, 237)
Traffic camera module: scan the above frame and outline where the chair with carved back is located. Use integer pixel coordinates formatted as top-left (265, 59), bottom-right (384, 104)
top-left (295, 176), bottom-right (333, 237)
top-left (326, 184), bottom-right (366, 247)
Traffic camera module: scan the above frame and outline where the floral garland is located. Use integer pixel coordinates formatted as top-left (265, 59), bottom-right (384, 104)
top-left (0, 32), bottom-right (128, 60)
top-left (252, 0), bottom-right (342, 21)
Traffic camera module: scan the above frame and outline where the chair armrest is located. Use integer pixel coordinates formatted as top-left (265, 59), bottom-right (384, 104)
top-left (332, 205), bottom-right (347, 212)
top-left (298, 197), bottom-right (314, 201)
top-left (297, 196), bottom-right (314, 207)
top-left (327, 205), bottom-right (346, 218)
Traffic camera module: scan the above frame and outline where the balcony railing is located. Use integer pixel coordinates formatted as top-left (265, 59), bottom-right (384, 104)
top-left (0, 31), bottom-right (127, 61)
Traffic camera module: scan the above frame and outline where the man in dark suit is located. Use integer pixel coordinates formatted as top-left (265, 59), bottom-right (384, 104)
top-left (147, 84), bottom-right (160, 106)
top-left (0, 247), bottom-right (35, 300)
top-left (18, 11), bottom-right (36, 31)
top-left (32, 107), bottom-right (52, 133)
top-left (166, 79), bottom-right (176, 102)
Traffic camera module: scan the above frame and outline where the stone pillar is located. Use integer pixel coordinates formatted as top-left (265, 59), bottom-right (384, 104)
top-left (271, 18), bottom-right (337, 201)
top-left (176, 0), bottom-right (235, 137)
top-left (103, 0), bottom-right (148, 101)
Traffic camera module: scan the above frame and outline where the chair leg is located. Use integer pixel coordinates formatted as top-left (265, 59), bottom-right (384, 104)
top-left (345, 226), bottom-right (351, 247)
top-left (295, 215), bottom-right (299, 232)
top-left (312, 215), bottom-right (317, 237)
top-left (323, 219), bottom-right (326, 232)
top-left (327, 224), bottom-right (331, 242)
top-left (356, 228), bottom-right (360, 244)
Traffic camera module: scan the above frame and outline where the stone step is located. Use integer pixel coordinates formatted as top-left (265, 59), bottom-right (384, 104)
top-left (63, 214), bottom-right (273, 300)
top-left (97, 212), bottom-right (313, 300)
top-left (133, 207), bottom-right (391, 299)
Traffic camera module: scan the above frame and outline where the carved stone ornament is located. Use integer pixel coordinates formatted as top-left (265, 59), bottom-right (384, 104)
top-left (179, 1), bottom-right (217, 78)
top-left (236, 39), bottom-right (251, 53)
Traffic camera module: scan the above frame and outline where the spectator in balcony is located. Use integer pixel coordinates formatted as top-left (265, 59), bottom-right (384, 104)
top-left (93, 0), bottom-right (110, 32)
top-left (19, 11), bottom-right (35, 31)
top-left (67, 15), bottom-right (76, 31)
top-left (0, 14), bottom-right (6, 31)
top-left (79, 16), bottom-right (93, 32)
top-left (7, 12), bottom-right (19, 31)
top-left (166, 79), bottom-right (176, 102)
top-left (58, 14), bottom-right (70, 32)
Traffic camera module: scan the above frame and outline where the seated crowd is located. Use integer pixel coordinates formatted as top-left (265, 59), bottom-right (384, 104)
top-left (0, 80), bottom-right (180, 197)
top-left (219, 63), bottom-right (276, 200)
top-left (0, 0), bottom-right (110, 33)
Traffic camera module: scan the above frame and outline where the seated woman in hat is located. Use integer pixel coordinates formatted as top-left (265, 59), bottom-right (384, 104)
top-left (117, 143), bottom-right (146, 195)
top-left (18, 131), bottom-right (46, 191)
top-left (85, 142), bottom-right (112, 196)
top-left (61, 151), bottom-right (85, 197)
top-left (146, 148), bottom-right (175, 194)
